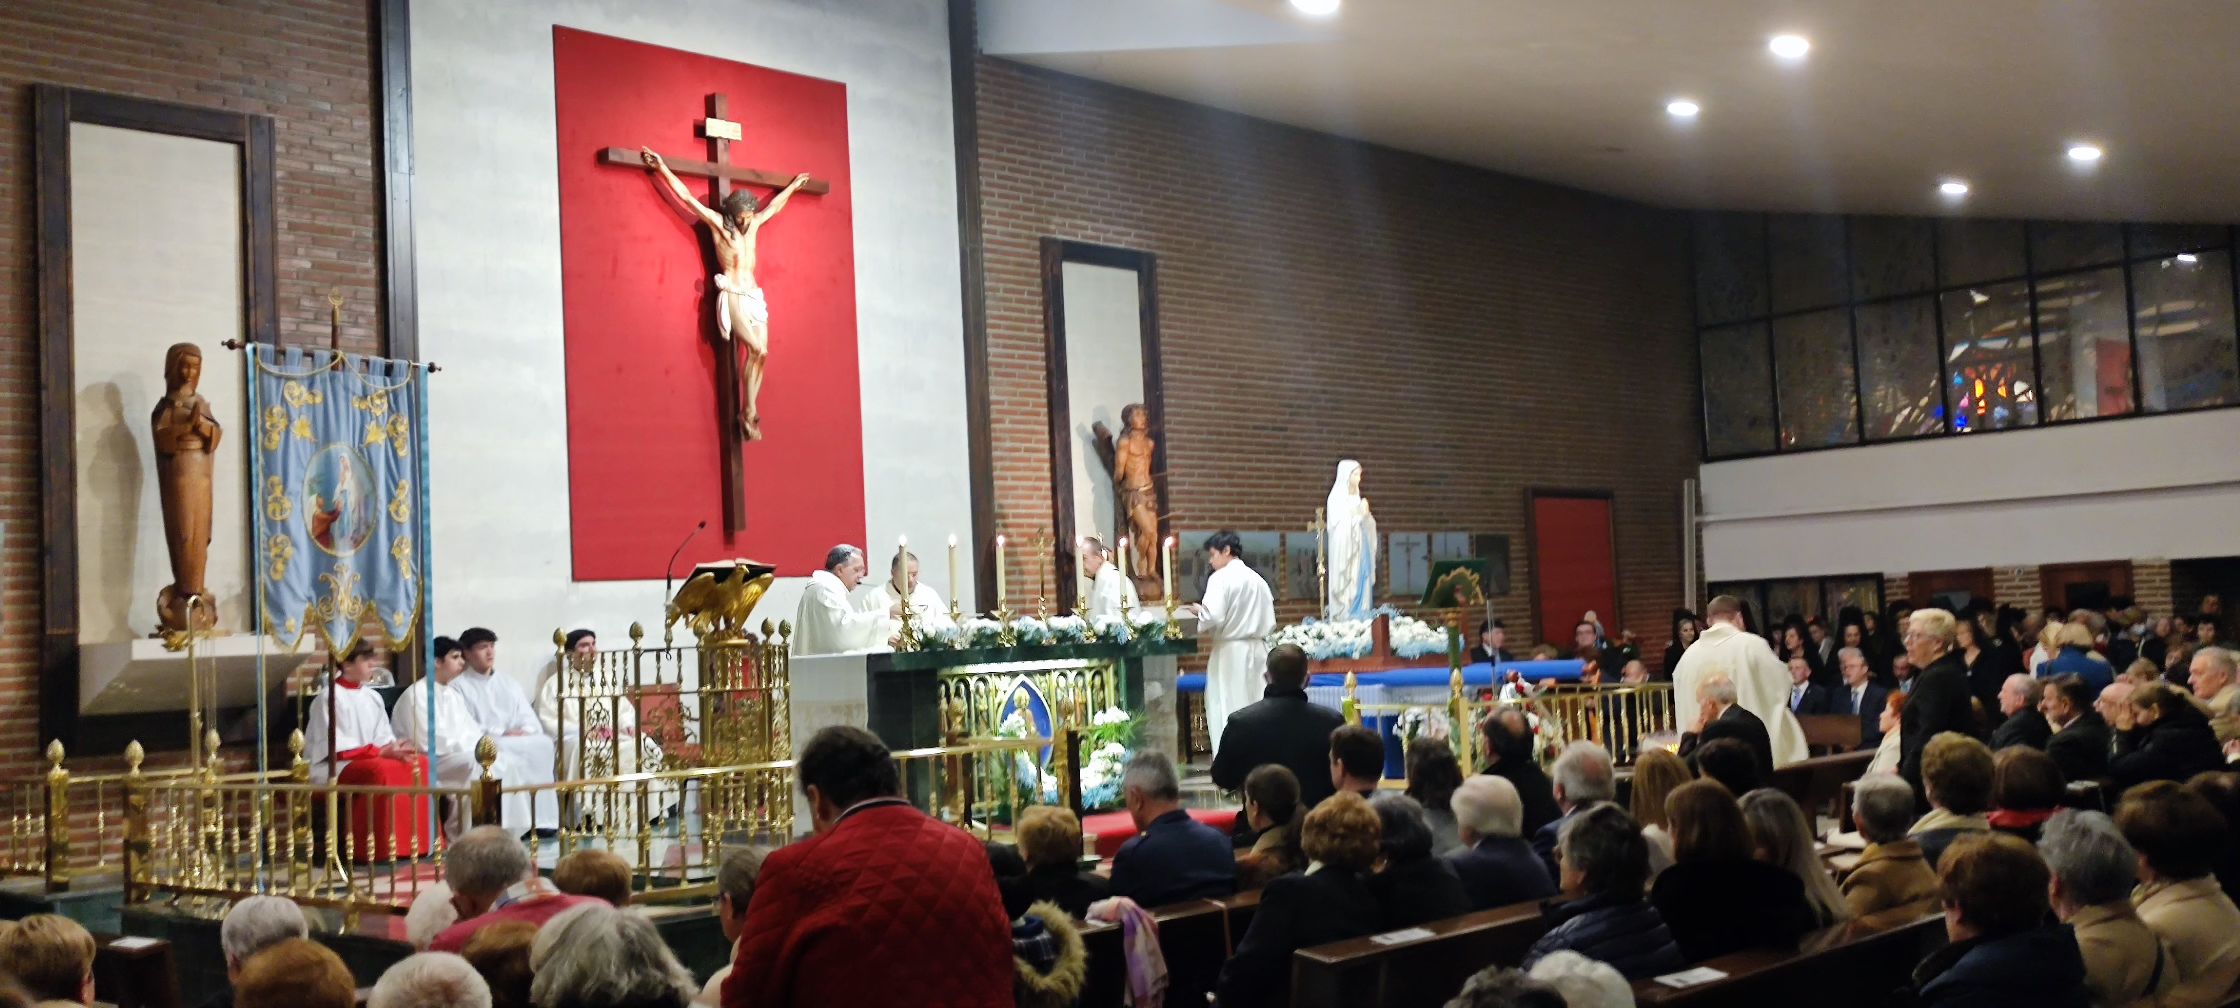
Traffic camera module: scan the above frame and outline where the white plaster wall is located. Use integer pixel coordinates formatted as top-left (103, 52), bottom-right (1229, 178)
top-left (71, 124), bottom-right (250, 642)
top-left (1061, 262), bottom-right (1146, 556)
top-left (1700, 409), bottom-right (2240, 580)
top-left (412, 0), bottom-right (967, 683)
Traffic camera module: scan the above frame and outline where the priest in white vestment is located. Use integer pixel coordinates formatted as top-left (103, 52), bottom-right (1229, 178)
top-left (856, 549), bottom-right (952, 630)
top-left (1670, 596), bottom-right (1810, 766)
top-left (793, 545), bottom-right (898, 656)
top-left (1189, 531), bottom-right (1277, 753)
top-left (440, 628), bottom-right (560, 831)
top-left (1079, 537), bottom-right (1138, 620)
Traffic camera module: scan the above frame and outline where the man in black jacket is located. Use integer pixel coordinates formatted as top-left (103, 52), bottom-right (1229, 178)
top-left (1835, 647), bottom-right (1891, 749)
top-left (1783, 655), bottom-right (1835, 716)
top-left (1479, 707), bottom-right (1560, 837)
top-left (1209, 644), bottom-right (1345, 811)
top-left (1989, 673), bottom-right (2050, 750)
top-left (2041, 673), bottom-right (2111, 783)
top-left (1898, 608), bottom-right (1980, 803)
top-left (1677, 673), bottom-right (1775, 785)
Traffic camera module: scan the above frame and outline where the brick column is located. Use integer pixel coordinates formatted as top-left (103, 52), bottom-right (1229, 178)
top-left (1992, 566), bottom-right (2041, 613)
top-left (2133, 559), bottom-right (2174, 616)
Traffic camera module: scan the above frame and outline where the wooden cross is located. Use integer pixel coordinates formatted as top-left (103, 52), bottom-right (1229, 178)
top-left (601, 93), bottom-right (830, 535)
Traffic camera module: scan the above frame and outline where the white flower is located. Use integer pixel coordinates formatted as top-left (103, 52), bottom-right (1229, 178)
top-left (1092, 708), bottom-right (1130, 726)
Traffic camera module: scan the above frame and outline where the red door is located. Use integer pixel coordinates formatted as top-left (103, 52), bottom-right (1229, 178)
top-left (1530, 492), bottom-right (1618, 649)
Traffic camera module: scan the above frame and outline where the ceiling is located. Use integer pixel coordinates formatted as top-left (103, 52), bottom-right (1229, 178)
top-left (979, 0), bottom-right (2240, 222)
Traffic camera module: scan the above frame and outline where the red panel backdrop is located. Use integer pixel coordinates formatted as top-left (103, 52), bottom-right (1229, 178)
top-left (1530, 494), bottom-right (1617, 648)
top-left (552, 27), bottom-right (863, 580)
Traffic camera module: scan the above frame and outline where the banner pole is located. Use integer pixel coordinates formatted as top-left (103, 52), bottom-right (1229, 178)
top-left (416, 360), bottom-right (438, 852)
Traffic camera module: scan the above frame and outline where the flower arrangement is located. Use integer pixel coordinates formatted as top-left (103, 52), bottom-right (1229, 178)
top-left (1010, 617), bottom-right (1053, 646)
top-left (960, 617), bottom-right (1005, 649)
top-left (1045, 614), bottom-right (1089, 644)
top-left (916, 622), bottom-right (967, 651)
top-left (1091, 614), bottom-right (1133, 644)
top-left (1395, 706), bottom-right (1454, 753)
top-left (1268, 605), bottom-right (1456, 661)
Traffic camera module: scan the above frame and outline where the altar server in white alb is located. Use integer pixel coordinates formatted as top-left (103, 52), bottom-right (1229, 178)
top-left (391, 636), bottom-right (540, 835)
top-left (857, 548), bottom-right (951, 630)
top-left (534, 628), bottom-right (668, 789)
top-left (305, 640), bottom-right (422, 783)
top-left (444, 627), bottom-right (560, 832)
top-left (794, 545), bottom-right (899, 655)
top-left (1079, 536), bottom-right (1138, 620)
top-left (1670, 594), bottom-right (1810, 767)
top-left (1190, 530), bottom-right (1277, 752)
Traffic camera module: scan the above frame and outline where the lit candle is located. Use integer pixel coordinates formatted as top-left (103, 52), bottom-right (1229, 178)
top-left (1117, 537), bottom-right (1129, 583)
top-left (1162, 535), bottom-right (1176, 602)
top-left (995, 534), bottom-right (1008, 611)
top-left (947, 533), bottom-right (959, 602)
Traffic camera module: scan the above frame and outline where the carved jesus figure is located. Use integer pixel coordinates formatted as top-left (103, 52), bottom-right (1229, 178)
top-left (1092, 403), bottom-right (1160, 597)
top-left (641, 148), bottom-right (809, 442)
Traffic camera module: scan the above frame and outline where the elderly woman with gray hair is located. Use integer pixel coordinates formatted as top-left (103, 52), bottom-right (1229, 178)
top-left (1840, 775), bottom-right (1940, 930)
top-left (2039, 810), bottom-right (2177, 1007)
top-left (211, 897), bottom-right (309, 1008)
top-left (1367, 794), bottom-right (1470, 930)
top-left (530, 904), bottom-right (697, 1008)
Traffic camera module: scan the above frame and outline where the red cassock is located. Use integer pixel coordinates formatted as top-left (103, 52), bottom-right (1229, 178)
top-left (334, 749), bottom-right (440, 863)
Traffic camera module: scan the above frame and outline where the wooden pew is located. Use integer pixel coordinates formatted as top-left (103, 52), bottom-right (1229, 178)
top-left (1798, 713), bottom-right (1864, 755)
top-left (1631, 914), bottom-right (1945, 1008)
top-left (93, 935), bottom-right (184, 1008)
top-left (1074, 898), bottom-right (1231, 1008)
top-left (1288, 899), bottom-right (1551, 1008)
top-left (1770, 749), bottom-right (1874, 819)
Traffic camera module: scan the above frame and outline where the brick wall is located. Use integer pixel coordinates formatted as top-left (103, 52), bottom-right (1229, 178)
top-left (0, 0), bottom-right (383, 775)
top-left (1991, 566), bottom-right (2042, 615)
top-left (973, 58), bottom-right (1700, 654)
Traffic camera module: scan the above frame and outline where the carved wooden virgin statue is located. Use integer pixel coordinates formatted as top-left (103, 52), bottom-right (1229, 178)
top-left (153, 342), bottom-right (221, 633)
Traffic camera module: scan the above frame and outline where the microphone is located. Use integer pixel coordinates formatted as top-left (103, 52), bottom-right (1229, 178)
top-left (665, 520), bottom-right (709, 601)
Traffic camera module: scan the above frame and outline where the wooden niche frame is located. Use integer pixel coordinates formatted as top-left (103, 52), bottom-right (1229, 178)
top-left (35, 86), bottom-right (279, 753)
top-left (1039, 239), bottom-right (1167, 612)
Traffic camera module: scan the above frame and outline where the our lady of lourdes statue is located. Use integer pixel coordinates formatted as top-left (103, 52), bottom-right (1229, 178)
top-left (1324, 459), bottom-right (1377, 621)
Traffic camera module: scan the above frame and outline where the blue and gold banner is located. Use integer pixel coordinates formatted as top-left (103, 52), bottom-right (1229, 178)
top-left (249, 346), bottom-right (426, 652)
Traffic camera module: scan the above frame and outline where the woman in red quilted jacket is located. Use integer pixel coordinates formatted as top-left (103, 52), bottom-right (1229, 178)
top-left (721, 726), bottom-right (1013, 1007)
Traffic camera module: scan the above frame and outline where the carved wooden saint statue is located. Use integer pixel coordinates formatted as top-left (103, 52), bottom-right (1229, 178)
top-left (1091, 403), bottom-right (1162, 600)
top-left (152, 342), bottom-right (221, 633)
top-left (641, 148), bottom-right (809, 442)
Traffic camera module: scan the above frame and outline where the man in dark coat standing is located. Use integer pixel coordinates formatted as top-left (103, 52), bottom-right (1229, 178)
top-left (1899, 609), bottom-right (1981, 803)
top-left (1678, 672), bottom-right (1776, 785)
top-left (1210, 644), bottom-right (1345, 812)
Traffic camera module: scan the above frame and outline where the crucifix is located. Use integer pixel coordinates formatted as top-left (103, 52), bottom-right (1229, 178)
top-left (604, 93), bottom-right (830, 535)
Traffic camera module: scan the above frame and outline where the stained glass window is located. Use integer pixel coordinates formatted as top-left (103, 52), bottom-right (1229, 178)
top-left (2133, 251), bottom-right (2240, 411)
top-left (1772, 309), bottom-right (1860, 448)
top-left (2034, 268), bottom-right (2133, 421)
top-left (1849, 216), bottom-right (1935, 300)
top-left (1701, 323), bottom-right (1776, 456)
top-left (1854, 297), bottom-right (1944, 438)
top-left (1940, 281), bottom-right (2039, 431)
top-left (1939, 219), bottom-right (2027, 287)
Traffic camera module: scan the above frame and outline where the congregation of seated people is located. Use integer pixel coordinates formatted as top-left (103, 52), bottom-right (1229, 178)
top-left (7, 598), bottom-right (2239, 1008)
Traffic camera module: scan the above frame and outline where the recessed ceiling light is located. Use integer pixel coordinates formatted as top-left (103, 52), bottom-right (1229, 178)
top-left (1939, 180), bottom-right (1971, 197)
top-left (1768, 34), bottom-right (1811, 60)
top-left (2066, 143), bottom-right (2104, 163)
top-left (1666, 99), bottom-right (1701, 118)
top-left (1290, 0), bottom-right (1339, 16)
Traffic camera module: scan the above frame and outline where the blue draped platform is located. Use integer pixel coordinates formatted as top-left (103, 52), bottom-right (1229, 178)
top-left (1175, 658), bottom-right (1586, 694)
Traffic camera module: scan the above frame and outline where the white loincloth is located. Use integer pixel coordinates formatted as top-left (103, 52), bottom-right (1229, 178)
top-left (713, 274), bottom-right (768, 341)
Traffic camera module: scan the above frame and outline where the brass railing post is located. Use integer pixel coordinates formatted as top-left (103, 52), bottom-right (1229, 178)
top-left (1342, 671), bottom-right (1361, 725)
top-left (1059, 728), bottom-right (1084, 820)
top-left (473, 737), bottom-right (504, 827)
top-left (1448, 670), bottom-right (1474, 777)
top-left (121, 741), bottom-right (148, 905)
top-left (43, 741), bottom-right (70, 891)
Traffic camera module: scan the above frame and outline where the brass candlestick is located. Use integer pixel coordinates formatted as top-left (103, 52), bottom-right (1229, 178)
top-left (993, 606), bottom-right (1018, 647)
top-left (1162, 590), bottom-right (1183, 641)
top-left (1033, 529), bottom-right (1054, 620)
top-left (895, 589), bottom-right (922, 652)
top-left (1312, 506), bottom-right (1326, 618)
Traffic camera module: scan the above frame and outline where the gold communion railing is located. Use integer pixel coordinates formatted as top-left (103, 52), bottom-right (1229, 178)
top-left (1341, 673), bottom-right (1678, 771)
top-left (107, 732), bottom-right (1076, 918)
top-left (4, 740), bottom-right (244, 891)
top-left (541, 623), bottom-right (793, 789)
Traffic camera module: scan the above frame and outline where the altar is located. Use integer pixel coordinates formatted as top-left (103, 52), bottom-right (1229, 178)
top-left (791, 636), bottom-right (1197, 756)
